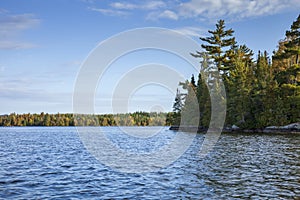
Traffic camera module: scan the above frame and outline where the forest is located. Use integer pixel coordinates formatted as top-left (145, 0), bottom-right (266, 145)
top-left (174, 14), bottom-right (299, 129)
top-left (0, 112), bottom-right (177, 127)
top-left (0, 15), bottom-right (299, 129)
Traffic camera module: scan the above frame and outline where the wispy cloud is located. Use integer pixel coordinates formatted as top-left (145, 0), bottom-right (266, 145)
top-left (162, 10), bottom-right (178, 20)
top-left (110, 2), bottom-right (137, 10)
top-left (110, 1), bottom-right (166, 10)
top-left (86, 0), bottom-right (300, 22)
top-left (0, 41), bottom-right (37, 50)
top-left (0, 13), bottom-right (39, 35)
top-left (174, 26), bottom-right (207, 37)
top-left (0, 72), bottom-right (73, 113)
top-left (178, 0), bottom-right (300, 21)
top-left (0, 83), bottom-right (72, 114)
top-left (89, 1), bottom-right (169, 19)
top-left (0, 11), bottom-right (40, 49)
top-left (146, 10), bottom-right (179, 21)
top-left (88, 7), bottom-right (129, 17)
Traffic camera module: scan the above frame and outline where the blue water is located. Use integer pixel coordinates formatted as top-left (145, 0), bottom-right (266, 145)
top-left (0, 127), bottom-right (299, 199)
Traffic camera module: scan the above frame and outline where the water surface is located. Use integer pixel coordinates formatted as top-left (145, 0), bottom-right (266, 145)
top-left (0, 127), bottom-right (299, 199)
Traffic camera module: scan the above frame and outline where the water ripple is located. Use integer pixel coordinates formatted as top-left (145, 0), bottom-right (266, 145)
top-left (0, 127), bottom-right (299, 199)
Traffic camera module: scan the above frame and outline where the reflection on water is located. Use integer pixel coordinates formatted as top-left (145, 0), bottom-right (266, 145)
top-left (0, 127), bottom-right (299, 199)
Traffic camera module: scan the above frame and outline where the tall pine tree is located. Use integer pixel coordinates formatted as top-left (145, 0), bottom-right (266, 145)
top-left (199, 19), bottom-right (236, 74)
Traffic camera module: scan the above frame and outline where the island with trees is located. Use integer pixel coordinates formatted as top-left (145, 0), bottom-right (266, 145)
top-left (172, 14), bottom-right (299, 133)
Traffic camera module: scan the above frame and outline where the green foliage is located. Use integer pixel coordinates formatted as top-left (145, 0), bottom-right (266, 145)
top-left (226, 45), bottom-right (255, 127)
top-left (172, 89), bottom-right (183, 113)
top-left (199, 19), bottom-right (236, 73)
top-left (173, 15), bottom-right (300, 130)
top-left (180, 81), bottom-right (199, 126)
top-left (273, 14), bottom-right (300, 65)
top-left (195, 53), bottom-right (212, 128)
top-left (0, 112), bottom-right (176, 127)
top-left (165, 112), bottom-right (181, 126)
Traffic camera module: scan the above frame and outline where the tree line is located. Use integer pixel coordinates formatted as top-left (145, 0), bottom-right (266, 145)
top-left (173, 15), bottom-right (299, 129)
top-left (0, 112), bottom-right (179, 127)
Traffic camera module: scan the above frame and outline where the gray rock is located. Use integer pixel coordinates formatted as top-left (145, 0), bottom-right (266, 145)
top-left (265, 126), bottom-right (279, 129)
top-left (265, 122), bottom-right (300, 130)
top-left (282, 123), bottom-right (300, 130)
top-left (232, 125), bottom-right (240, 130)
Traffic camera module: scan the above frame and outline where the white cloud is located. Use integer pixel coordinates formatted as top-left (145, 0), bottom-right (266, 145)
top-left (0, 12), bottom-right (40, 49)
top-left (0, 13), bottom-right (40, 36)
top-left (110, 1), bottom-right (166, 10)
top-left (89, 7), bottom-right (129, 16)
top-left (93, 1), bottom-right (169, 20)
top-left (174, 26), bottom-right (207, 37)
top-left (143, 1), bottom-right (166, 10)
top-left (178, 0), bottom-right (300, 20)
top-left (158, 10), bottom-right (178, 20)
top-left (87, 0), bottom-right (300, 21)
top-left (110, 2), bottom-right (137, 10)
top-left (147, 10), bottom-right (178, 21)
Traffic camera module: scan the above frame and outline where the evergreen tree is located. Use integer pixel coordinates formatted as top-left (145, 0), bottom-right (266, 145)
top-left (173, 88), bottom-right (183, 113)
top-left (191, 74), bottom-right (196, 88)
top-left (195, 52), bottom-right (213, 128)
top-left (272, 14), bottom-right (300, 125)
top-left (251, 51), bottom-right (275, 127)
top-left (199, 19), bottom-right (236, 74)
top-left (180, 81), bottom-right (199, 127)
top-left (274, 14), bottom-right (300, 66)
top-left (226, 45), bottom-right (254, 127)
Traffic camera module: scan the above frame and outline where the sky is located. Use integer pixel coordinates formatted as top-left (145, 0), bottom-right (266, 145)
top-left (0, 0), bottom-right (299, 114)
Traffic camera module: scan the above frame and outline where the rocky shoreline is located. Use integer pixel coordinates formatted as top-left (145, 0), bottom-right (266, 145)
top-left (169, 123), bottom-right (300, 134)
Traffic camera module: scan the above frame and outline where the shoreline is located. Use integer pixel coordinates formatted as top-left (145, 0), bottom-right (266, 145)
top-left (0, 125), bottom-right (299, 134)
top-left (169, 125), bottom-right (300, 134)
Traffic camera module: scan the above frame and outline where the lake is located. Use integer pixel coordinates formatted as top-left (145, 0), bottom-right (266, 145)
top-left (0, 127), bottom-right (299, 199)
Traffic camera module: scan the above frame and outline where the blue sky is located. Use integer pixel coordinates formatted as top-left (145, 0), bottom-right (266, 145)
top-left (0, 0), bottom-right (299, 114)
